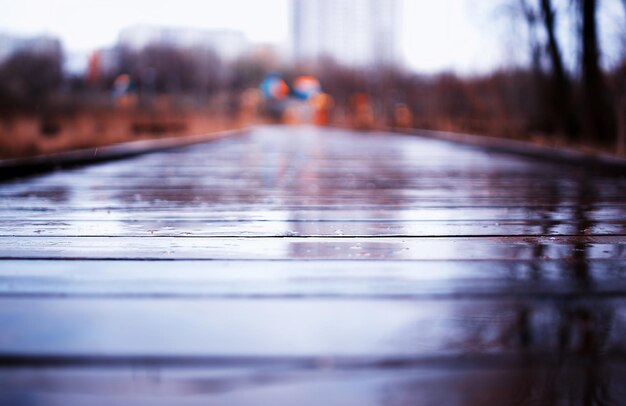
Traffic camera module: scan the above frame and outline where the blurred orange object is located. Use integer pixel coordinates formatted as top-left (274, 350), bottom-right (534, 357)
top-left (311, 92), bottom-right (334, 125)
top-left (350, 93), bottom-right (375, 130)
top-left (393, 103), bottom-right (413, 128)
top-left (293, 76), bottom-right (321, 100)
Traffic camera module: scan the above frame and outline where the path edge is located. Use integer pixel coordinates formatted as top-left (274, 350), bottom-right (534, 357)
top-left (392, 127), bottom-right (626, 174)
top-left (0, 126), bottom-right (251, 180)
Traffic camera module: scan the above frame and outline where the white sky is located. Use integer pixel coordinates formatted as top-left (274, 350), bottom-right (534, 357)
top-left (0, 0), bottom-right (622, 74)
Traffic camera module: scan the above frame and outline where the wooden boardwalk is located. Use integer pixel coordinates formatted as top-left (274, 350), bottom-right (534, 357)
top-left (1, 125), bottom-right (625, 405)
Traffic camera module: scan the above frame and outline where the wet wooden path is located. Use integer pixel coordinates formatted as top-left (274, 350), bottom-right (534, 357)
top-left (1, 125), bottom-right (626, 405)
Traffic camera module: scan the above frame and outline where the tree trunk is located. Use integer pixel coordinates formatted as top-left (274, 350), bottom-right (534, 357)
top-left (539, 0), bottom-right (578, 139)
top-left (519, 0), bottom-right (541, 71)
top-left (580, 0), bottom-right (615, 145)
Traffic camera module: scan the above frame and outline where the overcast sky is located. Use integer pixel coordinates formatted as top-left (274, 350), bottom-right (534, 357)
top-left (0, 0), bottom-right (623, 73)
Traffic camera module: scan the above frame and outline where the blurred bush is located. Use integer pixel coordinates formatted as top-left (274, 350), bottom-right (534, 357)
top-left (0, 45), bottom-right (63, 110)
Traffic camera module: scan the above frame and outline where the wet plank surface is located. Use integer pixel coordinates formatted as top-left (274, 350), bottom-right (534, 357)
top-left (1, 126), bottom-right (626, 405)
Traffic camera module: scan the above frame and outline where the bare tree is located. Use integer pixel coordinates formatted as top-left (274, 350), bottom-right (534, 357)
top-left (579, 0), bottom-right (616, 145)
top-left (539, 0), bottom-right (579, 139)
top-left (618, 0), bottom-right (626, 153)
top-left (0, 47), bottom-right (63, 111)
top-left (519, 0), bottom-right (542, 71)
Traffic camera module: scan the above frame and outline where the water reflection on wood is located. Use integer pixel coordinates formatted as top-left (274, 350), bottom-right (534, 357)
top-left (0, 126), bottom-right (625, 405)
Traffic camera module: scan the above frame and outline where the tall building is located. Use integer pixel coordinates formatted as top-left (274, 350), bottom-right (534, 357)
top-left (292, 0), bottom-right (400, 67)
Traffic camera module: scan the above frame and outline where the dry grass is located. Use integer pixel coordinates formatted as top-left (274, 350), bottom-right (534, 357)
top-left (0, 108), bottom-right (249, 159)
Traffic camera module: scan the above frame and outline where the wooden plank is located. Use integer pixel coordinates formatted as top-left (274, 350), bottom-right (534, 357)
top-left (5, 191), bottom-right (626, 204)
top-left (1, 219), bottom-right (625, 237)
top-left (3, 202), bottom-right (626, 213)
top-left (6, 187), bottom-right (626, 200)
top-left (1, 363), bottom-right (625, 405)
top-left (0, 260), bottom-right (624, 298)
top-left (0, 235), bottom-right (624, 260)
top-left (0, 297), bottom-right (624, 358)
top-left (0, 207), bottom-right (624, 223)
top-left (4, 171), bottom-right (624, 188)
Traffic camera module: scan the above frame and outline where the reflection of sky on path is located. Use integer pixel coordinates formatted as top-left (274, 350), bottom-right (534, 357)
top-left (1, 126), bottom-right (626, 403)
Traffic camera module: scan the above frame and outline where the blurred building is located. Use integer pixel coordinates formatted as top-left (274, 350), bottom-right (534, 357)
top-left (292, 0), bottom-right (400, 67)
top-left (118, 25), bottom-right (249, 61)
